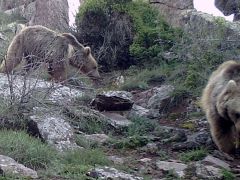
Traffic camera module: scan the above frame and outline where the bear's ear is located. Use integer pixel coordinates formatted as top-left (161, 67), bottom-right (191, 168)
top-left (84, 47), bottom-right (91, 56)
top-left (225, 80), bottom-right (237, 93)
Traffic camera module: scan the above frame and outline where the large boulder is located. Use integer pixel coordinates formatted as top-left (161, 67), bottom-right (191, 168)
top-left (28, 0), bottom-right (69, 31)
top-left (29, 107), bottom-right (80, 151)
top-left (215, 0), bottom-right (240, 21)
top-left (149, 0), bottom-right (194, 27)
top-left (0, 0), bottom-right (34, 11)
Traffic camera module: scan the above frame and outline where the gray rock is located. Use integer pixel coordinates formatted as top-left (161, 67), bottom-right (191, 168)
top-left (195, 162), bottom-right (223, 179)
top-left (128, 104), bottom-right (150, 118)
top-left (0, 155), bottom-right (38, 179)
top-left (91, 91), bottom-right (134, 111)
top-left (215, 0), bottom-right (240, 18)
top-left (150, 0), bottom-right (194, 27)
top-left (83, 134), bottom-right (109, 145)
top-left (156, 160), bottom-right (187, 178)
top-left (88, 166), bottom-right (143, 180)
top-left (63, 106), bottom-right (132, 134)
top-left (102, 90), bottom-right (133, 100)
top-left (29, 0), bottom-right (69, 31)
top-left (159, 126), bottom-right (188, 143)
top-left (139, 158), bottom-right (152, 163)
top-left (143, 143), bottom-right (158, 154)
top-left (172, 130), bottom-right (213, 150)
top-left (202, 155), bottom-right (230, 170)
top-left (0, 0), bottom-right (33, 11)
top-left (4, 1), bottom-right (36, 22)
top-left (29, 107), bottom-right (80, 151)
top-left (147, 85), bottom-right (174, 110)
top-left (0, 73), bottom-right (84, 104)
top-left (101, 112), bottom-right (132, 128)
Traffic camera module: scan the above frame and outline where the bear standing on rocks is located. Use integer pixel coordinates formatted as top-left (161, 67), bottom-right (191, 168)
top-left (0, 25), bottom-right (100, 82)
top-left (201, 60), bottom-right (240, 155)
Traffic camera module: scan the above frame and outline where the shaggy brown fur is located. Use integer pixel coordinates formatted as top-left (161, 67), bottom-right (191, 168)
top-left (201, 60), bottom-right (240, 154)
top-left (0, 25), bottom-right (100, 82)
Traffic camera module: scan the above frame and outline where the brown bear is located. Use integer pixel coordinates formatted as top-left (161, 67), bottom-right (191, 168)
top-left (201, 60), bottom-right (240, 154)
top-left (0, 25), bottom-right (100, 82)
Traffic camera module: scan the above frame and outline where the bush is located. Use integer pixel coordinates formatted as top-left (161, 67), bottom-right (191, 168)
top-left (75, 0), bottom-right (182, 71)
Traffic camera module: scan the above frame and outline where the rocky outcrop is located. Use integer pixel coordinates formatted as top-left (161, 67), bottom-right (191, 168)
top-left (0, 0), bottom-right (34, 11)
top-left (149, 0), bottom-right (194, 27)
top-left (2, 0), bottom-right (69, 32)
top-left (0, 155), bottom-right (38, 179)
top-left (28, 0), bottom-right (69, 31)
top-left (150, 0), bottom-right (240, 63)
top-left (215, 0), bottom-right (240, 21)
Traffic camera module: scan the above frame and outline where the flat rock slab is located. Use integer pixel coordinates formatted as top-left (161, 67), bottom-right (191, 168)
top-left (29, 107), bottom-right (80, 151)
top-left (101, 112), bottom-right (132, 128)
top-left (0, 73), bottom-right (84, 104)
top-left (156, 160), bottom-right (187, 177)
top-left (202, 155), bottom-right (230, 170)
top-left (88, 166), bottom-right (143, 180)
top-left (83, 134), bottom-right (110, 144)
top-left (0, 155), bottom-right (38, 179)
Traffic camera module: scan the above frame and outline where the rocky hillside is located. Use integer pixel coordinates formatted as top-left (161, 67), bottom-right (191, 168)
top-left (0, 0), bottom-right (239, 179)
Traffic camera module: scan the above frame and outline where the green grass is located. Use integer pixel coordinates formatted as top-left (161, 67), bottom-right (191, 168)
top-left (42, 148), bottom-right (110, 179)
top-left (179, 148), bottom-right (207, 163)
top-left (108, 135), bottom-right (149, 149)
top-left (120, 66), bottom-right (167, 91)
top-left (0, 130), bottom-right (58, 169)
top-left (127, 116), bottom-right (156, 136)
top-left (221, 169), bottom-right (236, 180)
top-left (0, 130), bottom-right (110, 179)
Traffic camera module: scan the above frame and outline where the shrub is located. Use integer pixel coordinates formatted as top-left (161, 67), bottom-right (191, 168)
top-left (75, 0), bottom-right (182, 71)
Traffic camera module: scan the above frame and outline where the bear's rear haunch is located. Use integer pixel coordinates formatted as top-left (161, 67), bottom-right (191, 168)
top-left (0, 25), bottom-right (100, 82)
top-left (201, 60), bottom-right (240, 155)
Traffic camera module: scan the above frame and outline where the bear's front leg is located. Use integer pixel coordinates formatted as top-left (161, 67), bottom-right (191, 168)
top-left (48, 62), bottom-right (67, 83)
top-left (208, 111), bottom-right (236, 154)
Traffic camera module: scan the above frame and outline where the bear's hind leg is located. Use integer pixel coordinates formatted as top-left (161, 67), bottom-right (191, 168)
top-left (0, 35), bottom-right (23, 74)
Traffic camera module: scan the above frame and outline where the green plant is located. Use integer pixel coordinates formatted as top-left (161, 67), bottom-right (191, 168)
top-left (0, 130), bottom-right (58, 169)
top-left (108, 135), bottom-right (149, 149)
top-left (127, 116), bottom-right (156, 136)
top-left (76, 0), bottom-right (182, 71)
top-left (221, 169), bottom-right (236, 180)
top-left (179, 148), bottom-right (207, 163)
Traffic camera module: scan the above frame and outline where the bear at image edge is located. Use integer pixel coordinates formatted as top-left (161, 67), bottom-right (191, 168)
top-left (0, 25), bottom-right (100, 82)
top-left (201, 60), bottom-right (240, 155)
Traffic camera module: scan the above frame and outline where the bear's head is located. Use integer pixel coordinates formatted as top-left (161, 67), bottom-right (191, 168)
top-left (61, 33), bottom-right (100, 80)
top-left (217, 80), bottom-right (240, 131)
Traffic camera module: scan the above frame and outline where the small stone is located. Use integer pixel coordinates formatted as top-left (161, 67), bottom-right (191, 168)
top-left (88, 166), bottom-right (143, 180)
top-left (108, 156), bottom-right (125, 165)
